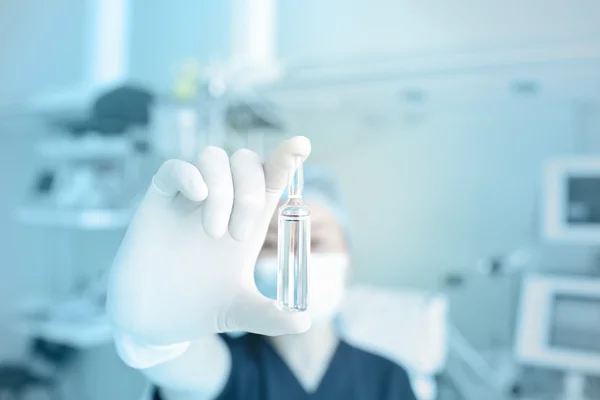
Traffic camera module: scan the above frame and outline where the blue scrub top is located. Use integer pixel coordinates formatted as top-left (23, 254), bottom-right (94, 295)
top-left (153, 333), bottom-right (417, 400)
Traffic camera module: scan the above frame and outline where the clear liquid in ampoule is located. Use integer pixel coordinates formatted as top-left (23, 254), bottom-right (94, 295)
top-left (277, 162), bottom-right (311, 312)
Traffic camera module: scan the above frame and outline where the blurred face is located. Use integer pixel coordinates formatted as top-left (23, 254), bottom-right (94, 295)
top-left (255, 201), bottom-right (350, 323)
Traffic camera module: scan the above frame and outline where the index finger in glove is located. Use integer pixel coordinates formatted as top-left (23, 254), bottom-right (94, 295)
top-left (151, 159), bottom-right (208, 202)
top-left (263, 136), bottom-right (311, 193)
top-left (252, 136), bottom-right (311, 243)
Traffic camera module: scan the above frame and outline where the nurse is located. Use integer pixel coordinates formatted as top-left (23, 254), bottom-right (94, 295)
top-left (107, 136), bottom-right (417, 400)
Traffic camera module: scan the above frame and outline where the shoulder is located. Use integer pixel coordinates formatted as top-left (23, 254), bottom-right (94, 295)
top-left (214, 334), bottom-right (264, 400)
top-left (217, 333), bottom-right (262, 374)
top-left (340, 341), bottom-right (416, 398)
top-left (341, 340), bottom-right (408, 372)
top-left (218, 332), bottom-right (262, 354)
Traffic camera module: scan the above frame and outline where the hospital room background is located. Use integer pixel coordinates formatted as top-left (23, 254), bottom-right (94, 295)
top-left (0, 1), bottom-right (599, 399)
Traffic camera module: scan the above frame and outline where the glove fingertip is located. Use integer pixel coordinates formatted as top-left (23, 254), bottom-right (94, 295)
top-left (186, 177), bottom-right (209, 202)
top-left (227, 293), bottom-right (312, 336)
top-left (177, 163), bottom-right (207, 202)
top-left (279, 311), bottom-right (312, 334)
top-left (263, 303), bottom-right (312, 336)
top-left (285, 136), bottom-right (312, 159)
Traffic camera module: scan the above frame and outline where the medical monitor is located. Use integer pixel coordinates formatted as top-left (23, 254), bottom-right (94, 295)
top-left (543, 157), bottom-right (600, 244)
top-left (515, 274), bottom-right (600, 375)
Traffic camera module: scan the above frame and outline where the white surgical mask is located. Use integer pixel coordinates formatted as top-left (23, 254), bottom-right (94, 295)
top-left (255, 253), bottom-right (350, 323)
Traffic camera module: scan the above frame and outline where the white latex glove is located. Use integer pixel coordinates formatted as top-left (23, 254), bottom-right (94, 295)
top-left (107, 137), bottom-right (312, 348)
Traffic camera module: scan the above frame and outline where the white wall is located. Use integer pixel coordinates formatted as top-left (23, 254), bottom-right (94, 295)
top-left (329, 102), bottom-right (573, 284)
top-left (278, 0), bottom-right (600, 62)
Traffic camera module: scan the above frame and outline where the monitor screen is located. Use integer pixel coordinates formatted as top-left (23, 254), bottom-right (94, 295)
top-left (550, 294), bottom-right (600, 353)
top-left (566, 176), bottom-right (600, 225)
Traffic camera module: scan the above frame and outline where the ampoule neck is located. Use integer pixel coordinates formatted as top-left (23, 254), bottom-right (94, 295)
top-left (280, 196), bottom-right (310, 217)
top-left (288, 157), bottom-right (304, 199)
top-left (283, 196), bottom-right (306, 206)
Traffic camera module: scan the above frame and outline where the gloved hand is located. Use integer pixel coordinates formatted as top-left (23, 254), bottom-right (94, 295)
top-left (107, 137), bottom-right (312, 347)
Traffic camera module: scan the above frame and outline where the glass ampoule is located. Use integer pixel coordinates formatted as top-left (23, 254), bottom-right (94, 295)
top-left (277, 157), bottom-right (311, 312)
